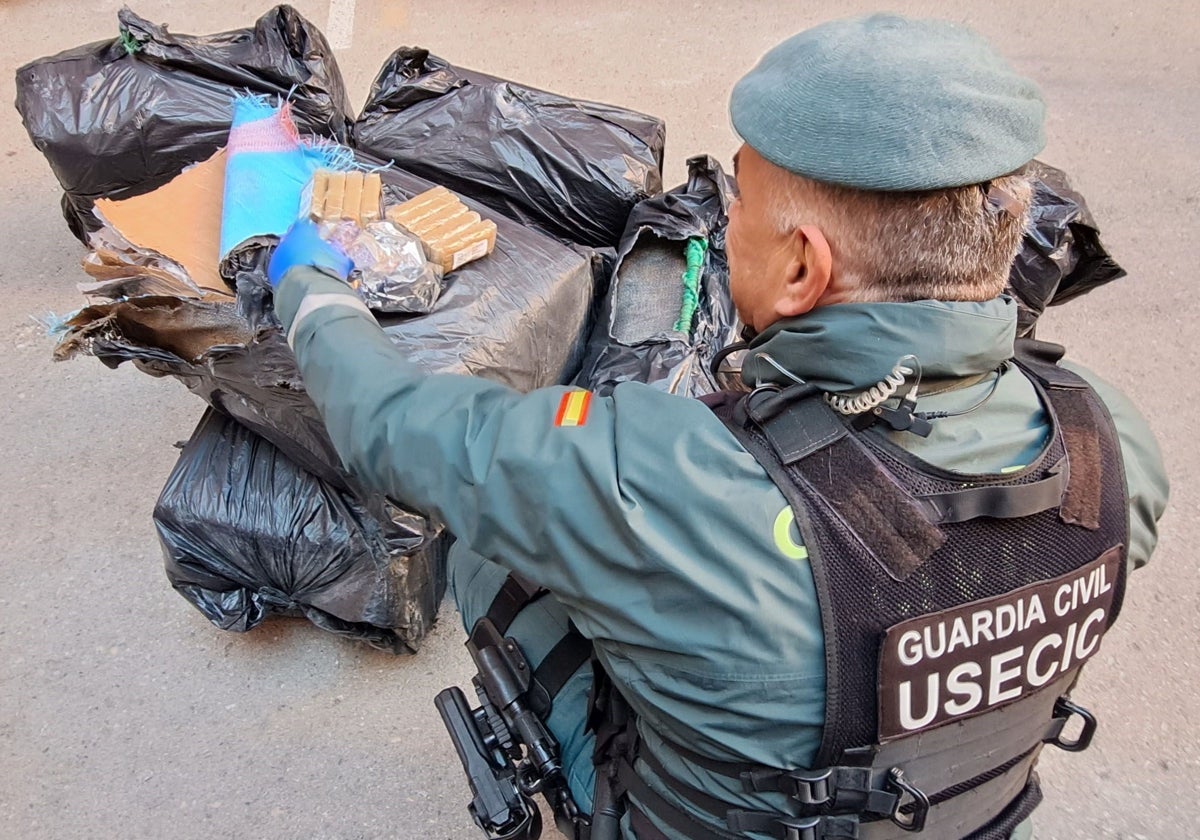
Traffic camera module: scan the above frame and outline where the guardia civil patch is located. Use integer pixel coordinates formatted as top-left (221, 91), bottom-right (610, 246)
top-left (877, 546), bottom-right (1122, 740)
top-left (554, 390), bottom-right (592, 427)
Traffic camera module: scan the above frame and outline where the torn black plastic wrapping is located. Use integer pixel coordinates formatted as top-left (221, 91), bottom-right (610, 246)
top-left (351, 47), bottom-right (666, 248)
top-left (1007, 160), bottom-right (1126, 337)
top-left (575, 155), bottom-right (742, 398)
top-left (156, 409), bottom-right (449, 653)
top-left (14, 4), bottom-right (353, 242)
top-left (81, 160), bottom-right (597, 501)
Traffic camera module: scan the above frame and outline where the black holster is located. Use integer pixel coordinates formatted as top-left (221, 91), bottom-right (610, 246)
top-left (438, 616), bottom-right (594, 840)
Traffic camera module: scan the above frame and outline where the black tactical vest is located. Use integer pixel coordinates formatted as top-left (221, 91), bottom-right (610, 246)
top-left (614, 340), bottom-right (1130, 840)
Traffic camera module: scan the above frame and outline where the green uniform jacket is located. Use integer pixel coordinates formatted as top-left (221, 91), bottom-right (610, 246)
top-left (276, 267), bottom-right (1168, 837)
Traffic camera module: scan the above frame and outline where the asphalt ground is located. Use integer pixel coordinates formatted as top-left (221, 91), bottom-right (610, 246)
top-left (1, 1), bottom-right (1196, 838)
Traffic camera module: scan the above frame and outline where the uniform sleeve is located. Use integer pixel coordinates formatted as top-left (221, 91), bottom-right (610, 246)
top-left (1062, 360), bottom-right (1169, 571)
top-left (274, 266), bottom-right (691, 599)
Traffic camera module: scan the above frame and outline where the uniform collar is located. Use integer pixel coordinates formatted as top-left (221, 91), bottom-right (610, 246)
top-left (740, 297), bottom-right (1018, 393)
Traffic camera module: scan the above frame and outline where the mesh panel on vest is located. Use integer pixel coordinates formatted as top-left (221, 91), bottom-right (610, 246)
top-left (868, 430), bottom-right (1066, 495)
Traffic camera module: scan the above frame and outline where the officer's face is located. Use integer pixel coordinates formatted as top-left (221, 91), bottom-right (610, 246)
top-left (727, 146), bottom-right (836, 333)
top-left (726, 146), bottom-right (821, 333)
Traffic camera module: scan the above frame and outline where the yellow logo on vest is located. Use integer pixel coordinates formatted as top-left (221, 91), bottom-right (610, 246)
top-left (773, 506), bottom-right (808, 561)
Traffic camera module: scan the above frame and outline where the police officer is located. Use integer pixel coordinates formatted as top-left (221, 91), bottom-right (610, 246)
top-left (268, 14), bottom-right (1168, 840)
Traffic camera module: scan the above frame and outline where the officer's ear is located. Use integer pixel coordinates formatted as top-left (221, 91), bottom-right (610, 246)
top-left (775, 224), bottom-right (833, 318)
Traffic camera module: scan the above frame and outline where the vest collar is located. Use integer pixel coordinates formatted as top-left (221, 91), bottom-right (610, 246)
top-left (740, 297), bottom-right (1018, 393)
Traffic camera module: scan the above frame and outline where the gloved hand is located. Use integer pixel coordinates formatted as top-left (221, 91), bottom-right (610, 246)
top-left (267, 219), bottom-right (355, 287)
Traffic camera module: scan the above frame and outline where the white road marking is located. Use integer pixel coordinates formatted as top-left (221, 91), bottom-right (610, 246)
top-left (326, 0), bottom-right (357, 49)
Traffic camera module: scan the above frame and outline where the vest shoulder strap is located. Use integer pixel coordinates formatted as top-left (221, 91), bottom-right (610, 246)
top-left (1013, 337), bottom-right (1123, 532)
top-left (717, 384), bottom-right (946, 582)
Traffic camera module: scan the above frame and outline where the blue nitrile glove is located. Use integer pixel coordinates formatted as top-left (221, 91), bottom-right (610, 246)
top-left (267, 219), bottom-right (355, 287)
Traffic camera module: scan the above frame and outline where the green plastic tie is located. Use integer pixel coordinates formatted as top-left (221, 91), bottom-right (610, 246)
top-left (674, 236), bottom-right (708, 334)
top-left (118, 29), bottom-right (142, 56)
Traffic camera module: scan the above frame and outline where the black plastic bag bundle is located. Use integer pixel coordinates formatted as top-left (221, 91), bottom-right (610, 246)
top-left (156, 410), bottom-right (448, 653)
top-left (15, 5), bottom-right (353, 242)
top-left (575, 156), bottom-right (741, 398)
top-left (352, 47), bottom-right (666, 248)
top-left (1007, 160), bottom-right (1126, 336)
top-left (56, 161), bottom-right (597, 496)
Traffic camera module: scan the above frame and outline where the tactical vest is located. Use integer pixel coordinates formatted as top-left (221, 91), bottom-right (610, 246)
top-left (600, 340), bottom-right (1130, 840)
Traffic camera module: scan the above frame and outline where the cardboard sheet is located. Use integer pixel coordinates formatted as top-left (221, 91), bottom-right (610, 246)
top-left (94, 150), bottom-right (228, 294)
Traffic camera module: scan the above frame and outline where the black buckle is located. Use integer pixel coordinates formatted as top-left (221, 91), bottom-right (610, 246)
top-left (885, 768), bottom-right (929, 833)
top-left (740, 766), bottom-right (834, 806)
top-left (1048, 697), bottom-right (1098, 752)
top-left (729, 808), bottom-right (860, 839)
top-left (782, 768), bottom-right (834, 806)
top-left (779, 816), bottom-right (821, 840)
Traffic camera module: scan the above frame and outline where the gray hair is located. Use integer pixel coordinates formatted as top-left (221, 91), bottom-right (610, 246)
top-left (763, 165), bottom-right (1033, 302)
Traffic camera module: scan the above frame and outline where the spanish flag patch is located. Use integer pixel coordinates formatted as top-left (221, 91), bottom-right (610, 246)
top-left (554, 390), bottom-right (592, 427)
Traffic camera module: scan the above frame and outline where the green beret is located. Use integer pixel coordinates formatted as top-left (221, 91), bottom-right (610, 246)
top-left (730, 14), bottom-right (1046, 191)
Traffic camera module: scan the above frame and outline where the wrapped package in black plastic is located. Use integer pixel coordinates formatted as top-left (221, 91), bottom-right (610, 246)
top-left (56, 162), bottom-right (597, 498)
top-left (15, 5), bottom-right (353, 242)
top-left (156, 409), bottom-right (448, 653)
top-left (575, 155), bottom-right (742, 398)
top-left (1007, 160), bottom-right (1126, 336)
top-left (351, 47), bottom-right (666, 248)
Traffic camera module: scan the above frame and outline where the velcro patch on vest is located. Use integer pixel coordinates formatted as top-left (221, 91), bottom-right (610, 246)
top-left (877, 546), bottom-right (1122, 741)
